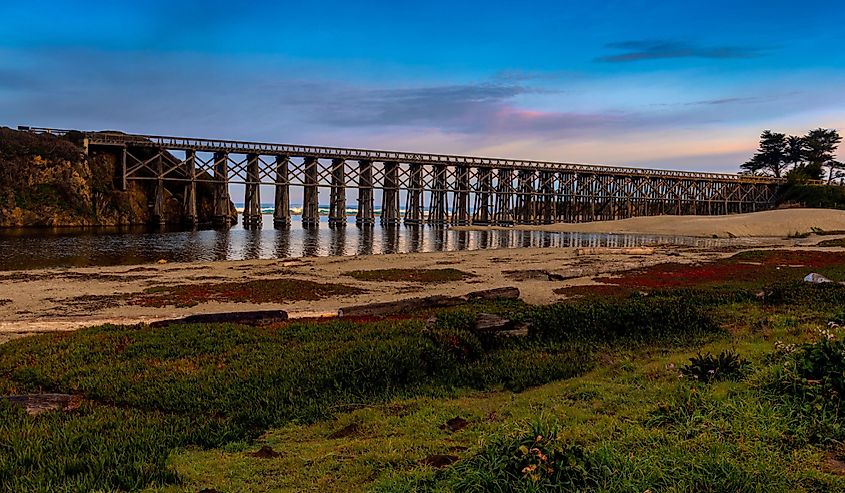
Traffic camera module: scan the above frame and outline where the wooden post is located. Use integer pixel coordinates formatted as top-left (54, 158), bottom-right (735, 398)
top-left (329, 158), bottom-right (346, 226)
top-left (428, 164), bottom-right (448, 225)
top-left (273, 155), bottom-right (291, 228)
top-left (381, 161), bottom-right (400, 226)
top-left (243, 153), bottom-right (262, 227)
top-left (302, 157), bottom-right (320, 227)
top-left (183, 149), bottom-right (198, 226)
top-left (213, 151), bottom-right (232, 227)
top-left (405, 162), bottom-right (423, 225)
top-left (356, 160), bottom-right (375, 225)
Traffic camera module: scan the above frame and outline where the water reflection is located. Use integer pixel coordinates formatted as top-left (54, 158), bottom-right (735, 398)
top-left (0, 214), bottom-right (762, 270)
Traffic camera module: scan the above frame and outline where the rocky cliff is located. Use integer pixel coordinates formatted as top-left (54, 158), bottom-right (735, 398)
top-left (0, 128), bottom-right (235, 227)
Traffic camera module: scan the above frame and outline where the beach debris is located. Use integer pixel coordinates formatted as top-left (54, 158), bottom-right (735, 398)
top-left (472, 313), bottom-right (529, 337)
top-left (421, 454), bottom-right (459, 468)
top-left (149, 310), bottom-right (288, 327)
top-left (156, 259), bottom-right (167, 264)
top-left (804, 272), bottom-right (833, 284)
top-left (247, 445), bottom-right (282, 458)
top-left (576, 247), bottom-right (656, 256)
top-left (2, 394), bottom-right (82, 416)
top-left (338, 287), bottom-right (520, 317)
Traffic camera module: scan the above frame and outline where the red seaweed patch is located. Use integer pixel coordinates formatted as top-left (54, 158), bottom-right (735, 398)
top-left (129, 278), bottom-right (363, 308)
top-left (556, 250), bottom-right (845, 297)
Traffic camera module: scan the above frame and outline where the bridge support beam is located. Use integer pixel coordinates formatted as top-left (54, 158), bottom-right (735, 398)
top-left (153, 152), bottom-right (166, 226)
top-left (243, 153), bottom-right (262, 228)
top-left (451, 165), bottom-right (470, 226)
top-left (329, 158), bottom-right (346, 226)
top-left (473, 167), bottom-right (492, 225)
top-left (381, 161), bottom-right (400, 226)
top-left (273, 155), bottom-right (291, 227)
top-left (405, 163), bottom-right (423, 225)
top-left (302, 157), bottom-right (320, 227)
top-left (183, 149), bottom-right (198, 226)
top-left (494, 168), bottom-right (513, 226)
top-left (213, 151), bottom-right (232, 227)
top-left (429, 164), bottom-right (448, 225)
top-left (356, 160), bottom-right (375, 226)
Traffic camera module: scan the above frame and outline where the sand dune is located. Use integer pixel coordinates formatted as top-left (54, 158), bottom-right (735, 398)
top-left (453, 208), bottom-right (845, 238)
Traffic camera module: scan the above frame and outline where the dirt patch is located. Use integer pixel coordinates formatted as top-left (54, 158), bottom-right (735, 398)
top-left (247, 445), bottom-right (282, 459)
top-left (46, 294), bottom-right (127, 313)
top-left (2, 393), bottom-right (82, 416)
top-left (345, 268), bottom-right (474, 283)
top-left (421, 454), bottom-right (459, 468)
top-left (128, 278), bottom-right (364, 308)
top-left (328, 423), bottom-right (360, 439)
top-left (440, 417), bottom-right (469, 433)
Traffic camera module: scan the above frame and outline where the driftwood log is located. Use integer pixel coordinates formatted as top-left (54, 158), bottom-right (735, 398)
top-left (576, 247), bottom-right (655, 256)
top-left (338, 287), bottom-right (520, 318)
top-left (149, 310), bottom-right (288, 327)
top-left (472, 313), bottom-right (529, 337)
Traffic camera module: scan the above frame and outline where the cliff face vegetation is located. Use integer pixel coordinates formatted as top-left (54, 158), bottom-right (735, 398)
top-left (0, 128), bottom-right (234, 227)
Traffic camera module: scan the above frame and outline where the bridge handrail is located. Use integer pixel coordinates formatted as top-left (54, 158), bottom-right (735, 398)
top-left (19, 125), bottom-right (786, 184)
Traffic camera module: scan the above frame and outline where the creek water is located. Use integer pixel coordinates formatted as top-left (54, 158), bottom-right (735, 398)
top-left (0, 214), bottom-right (758, 271)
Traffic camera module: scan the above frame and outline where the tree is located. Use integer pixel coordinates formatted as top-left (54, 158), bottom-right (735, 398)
top-left (803, 128), bottom-right (842, 183)
top-left (741, 130), bottom-right (788, 177)
top-left (785, 135), bottom-right (805, 168)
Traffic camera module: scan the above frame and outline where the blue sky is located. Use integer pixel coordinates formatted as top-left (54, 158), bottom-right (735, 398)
top-left (2, 0), bottom-right (844, 174)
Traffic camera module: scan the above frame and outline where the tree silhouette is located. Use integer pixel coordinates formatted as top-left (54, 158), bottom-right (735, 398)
top-left (741, 130), bottom-right (787, 177)
top-left (785, 135), bottom-right (805, 168)
top-left (803, 128), bottom-right (843, 183)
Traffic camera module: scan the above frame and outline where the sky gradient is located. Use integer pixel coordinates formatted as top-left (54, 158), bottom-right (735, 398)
top-left (2, 0), bottom-right (844, 174)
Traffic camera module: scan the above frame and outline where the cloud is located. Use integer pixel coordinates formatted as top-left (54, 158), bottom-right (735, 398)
top-left (597, 40), bottom-right (761, 63)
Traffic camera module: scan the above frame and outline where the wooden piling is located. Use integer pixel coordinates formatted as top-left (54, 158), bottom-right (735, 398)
top-left (213, 151), bottom-right (232, 227)
top-left (243, 153), bottom-right (262, 227)
top-left (356, 160), bottom-right (375, 225)
top-left (183, 149), bottom-right (198, 226)
top-left (381, 161), bottom-right (400, 226)
top-left (405, 162), bottom-right (424, 225)
top-left (302, 157), bottom-right (320, 227)
top-left (273, 155), bottom-right (291, 227)
top-left (329, 158), bottom-right (346, 226)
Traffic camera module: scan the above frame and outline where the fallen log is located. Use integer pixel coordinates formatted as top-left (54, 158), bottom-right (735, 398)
top-left (472, 313), bottom-right (529, 337)
top-left (149, 310), bottom-right (288, 327)
top-left (576, 247), bottom-right (655, 256)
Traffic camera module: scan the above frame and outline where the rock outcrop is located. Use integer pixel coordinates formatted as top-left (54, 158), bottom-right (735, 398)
top-left (0, 128), bottom-right (235, 227)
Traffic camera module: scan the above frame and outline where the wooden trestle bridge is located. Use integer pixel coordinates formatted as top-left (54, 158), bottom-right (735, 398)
top-left (22, 127), bottom-right (782, 228)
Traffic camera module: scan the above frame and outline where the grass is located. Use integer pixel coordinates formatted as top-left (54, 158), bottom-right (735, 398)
top-left (344, 268), bottom-right (474, 283)
top-left (128, 278), bottom-right (364, 307)
top-left (4, 251), bottom-right (845, 491)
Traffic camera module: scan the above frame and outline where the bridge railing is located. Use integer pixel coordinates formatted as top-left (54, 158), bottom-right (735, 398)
top-left (18, 125), bottom-right (789, 184)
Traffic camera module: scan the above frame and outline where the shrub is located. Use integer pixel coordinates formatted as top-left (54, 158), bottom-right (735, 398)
top-left (680, 350), bottom-right (749, 383)
top-left (445, 420), bottom-right (604, 491)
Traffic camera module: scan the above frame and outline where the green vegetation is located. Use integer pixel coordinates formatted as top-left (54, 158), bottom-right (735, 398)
top-left (345, 268), bottom-right (474, 283)
top-left (741, 127), bottom-right (841, 182)
top-left (5, 253), bottom-right (845, 491)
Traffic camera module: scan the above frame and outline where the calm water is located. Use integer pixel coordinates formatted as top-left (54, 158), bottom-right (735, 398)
top-left (0, 214), bottom-right (754, 271)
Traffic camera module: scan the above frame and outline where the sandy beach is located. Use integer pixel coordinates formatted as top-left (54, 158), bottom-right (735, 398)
top-left (2, 208), bottom-right (844, 342)
top-left (453, 208), bottom-right (845, 238)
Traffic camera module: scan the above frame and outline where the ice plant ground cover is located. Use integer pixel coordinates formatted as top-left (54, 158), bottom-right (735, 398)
top-left (2, 250), bottom-right (845, 491)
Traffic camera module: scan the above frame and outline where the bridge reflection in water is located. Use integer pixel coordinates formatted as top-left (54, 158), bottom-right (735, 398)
top-left (0, 215), bottom-right (756, 270)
